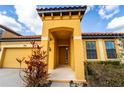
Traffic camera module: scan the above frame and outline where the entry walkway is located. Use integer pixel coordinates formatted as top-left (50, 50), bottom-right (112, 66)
top-left (51, 82), bottom-right (69, 87)
top-left (49, 65), bottom-right (76, 81)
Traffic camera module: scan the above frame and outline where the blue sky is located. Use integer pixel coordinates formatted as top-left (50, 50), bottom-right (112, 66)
top-left (82, 5), bottom-right (124, 33)
top-left (0, 5), bottom-right (124, 35)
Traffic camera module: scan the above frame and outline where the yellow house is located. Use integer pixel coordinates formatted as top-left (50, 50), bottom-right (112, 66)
top-left (0, 6), bottom-right (124, 82)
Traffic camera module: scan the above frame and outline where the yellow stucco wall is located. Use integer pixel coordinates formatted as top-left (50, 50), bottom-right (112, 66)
top-left (98, 39), bottom-right (106, 61)
top-left (41, 14), bottom-right (85, 80)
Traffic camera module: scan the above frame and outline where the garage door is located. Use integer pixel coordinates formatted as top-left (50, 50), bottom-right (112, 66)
top-left (2, 48), bottom-right (32, 68)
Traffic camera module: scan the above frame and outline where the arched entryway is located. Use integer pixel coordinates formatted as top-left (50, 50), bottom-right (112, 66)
top-left (48, 27), bottom-right (74, 70)
top-left (48, 27), bottom-right (76, 80)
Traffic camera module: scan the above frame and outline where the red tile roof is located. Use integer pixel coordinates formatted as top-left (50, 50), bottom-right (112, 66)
top-left (37, 6), bottom-right (87, 12)
top-left (15, 35), bottom-right (41, 39)
top-left (1, 32), bottom-right (124, 40)
top-left (82, 32), bottom-right (124, 36)
top-left (1, 35), bottom-right (41, 39)
top-left (0, 35), bottom-right (41, 42)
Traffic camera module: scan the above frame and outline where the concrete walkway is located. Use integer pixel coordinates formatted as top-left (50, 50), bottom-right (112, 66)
top-left (51, 82), bottom-right (70, 87)
top-left (0, 66), bottom-right (75, 87)
top-left (49, 65), bottom-right (76, 81)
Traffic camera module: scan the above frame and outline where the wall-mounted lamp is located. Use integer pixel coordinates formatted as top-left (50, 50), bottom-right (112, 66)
top-left (24, 44), bottom-right (27, 47)
top-left (50, 38), bottom-right (53, 41)
top-left (49, 47), bottom-right (51, 51)
top-left (71, 36), bottom-right (73, 39)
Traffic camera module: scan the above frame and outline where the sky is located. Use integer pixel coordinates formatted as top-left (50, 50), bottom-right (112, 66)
top-left (0, 5), bottom-right (124, 36)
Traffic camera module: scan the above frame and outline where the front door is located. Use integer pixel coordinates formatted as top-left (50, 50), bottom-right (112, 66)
top-left (59, 46), bottom-right (69, 65)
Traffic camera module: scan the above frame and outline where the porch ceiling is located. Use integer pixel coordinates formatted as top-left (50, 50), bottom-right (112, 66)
top-left (52, 30), bottom-right (72, 40)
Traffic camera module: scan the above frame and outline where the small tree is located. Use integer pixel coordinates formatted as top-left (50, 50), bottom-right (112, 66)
top-left (16, 41), bottom-right (49, 87)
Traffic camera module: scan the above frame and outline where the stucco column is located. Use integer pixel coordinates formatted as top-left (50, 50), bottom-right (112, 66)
top-left (73, 36), bottom-right (85, 80)
top-left (48, 39), bottom-right (55, 69)
top-left (41, 33), bottom-right (50, 70)
top-left (70, 38), bottom-right (75, 71)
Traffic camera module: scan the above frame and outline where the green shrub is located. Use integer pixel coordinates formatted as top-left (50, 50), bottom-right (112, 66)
top-left (105, 61), bottom-right (120, 65)
top-left (87, 60), bottom-right (120, 65)
top-left (85, 62), bottom-right (124, 87)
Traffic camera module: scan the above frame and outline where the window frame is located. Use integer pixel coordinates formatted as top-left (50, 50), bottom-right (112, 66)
top-left (84, 40), bottom-right (99, 60)
top-left (104, 40), bottom-right (117, 59)
top-left (86, 41), bottom-right (97, 59)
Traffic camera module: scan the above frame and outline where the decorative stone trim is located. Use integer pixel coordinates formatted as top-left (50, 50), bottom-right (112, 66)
top-left (41, 37), bottom-right (48, 40)
top-left (73, 36), bottom-right (82, 40)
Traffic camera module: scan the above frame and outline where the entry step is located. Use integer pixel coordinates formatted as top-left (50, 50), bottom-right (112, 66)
top-left (49, 80), bottom-right (88, 87)
top-left (51, 82), bottom-right (69, 87)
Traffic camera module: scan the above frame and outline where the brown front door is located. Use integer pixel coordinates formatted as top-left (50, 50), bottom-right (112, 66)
top-left (59, 46), bottom-right (69, 65)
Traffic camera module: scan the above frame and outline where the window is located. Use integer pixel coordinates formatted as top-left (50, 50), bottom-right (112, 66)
top-left (86, 41), bottom-right (97, 59)
top-left (105, 41), bottom-right (117, 59)
top-left (65, 47), bottom-right (68, 64)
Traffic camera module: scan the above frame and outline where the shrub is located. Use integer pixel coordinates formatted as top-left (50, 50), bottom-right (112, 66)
top-left (16, 41), bottom-right (49, 87)
top-left (85, 62), bottom-right (124, 87)
top-left (105, 61), bottom-right (120, 65)
top-left (87, 61), bottom-right (120, 65)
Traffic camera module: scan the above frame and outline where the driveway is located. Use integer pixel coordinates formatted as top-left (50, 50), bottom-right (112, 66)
top-left (0, 69), bottom-right (24, 87)
top-left (0, 68), bottom-right (71, 87)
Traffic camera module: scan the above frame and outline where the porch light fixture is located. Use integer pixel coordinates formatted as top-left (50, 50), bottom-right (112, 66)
top-left (50, 38), bottom-right (52, 41)
top-left (49, 47), bottom-right (51, 51)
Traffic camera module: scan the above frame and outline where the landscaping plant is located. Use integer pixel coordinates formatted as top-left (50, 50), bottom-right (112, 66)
top-left (16, 41), bottom-right (49, 87)
top-left (85, 62), bottom-right (124, 87)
